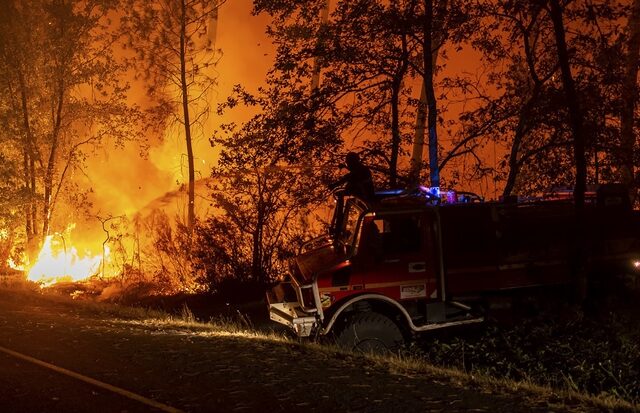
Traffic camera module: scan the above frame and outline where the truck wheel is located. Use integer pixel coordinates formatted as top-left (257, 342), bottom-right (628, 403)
top-left (333, 311), bottom-right (404, 354)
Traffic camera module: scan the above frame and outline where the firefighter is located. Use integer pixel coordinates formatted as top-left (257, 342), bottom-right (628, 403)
top-left (329, 152), bottom-right (375, 200)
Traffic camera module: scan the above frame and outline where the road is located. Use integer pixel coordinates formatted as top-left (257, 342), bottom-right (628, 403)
top-left (0, 288), bottom-right (621, 412)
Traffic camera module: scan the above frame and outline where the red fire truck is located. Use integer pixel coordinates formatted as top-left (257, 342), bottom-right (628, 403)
top-left (267, 185), bottom-right (640, 352)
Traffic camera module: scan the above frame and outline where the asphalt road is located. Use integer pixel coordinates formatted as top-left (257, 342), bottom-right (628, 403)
top-left (0, 289), bottom-right (623, 413)
top-left (0, 349), bottom-right (161, 413)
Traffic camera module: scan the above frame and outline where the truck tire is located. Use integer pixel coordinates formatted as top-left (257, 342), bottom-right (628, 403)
top-left (333, 311), bottom-right (404, 354)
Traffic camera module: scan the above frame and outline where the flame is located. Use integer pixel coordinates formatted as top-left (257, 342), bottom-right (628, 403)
top-left (7, 257), bottom-right (25, 271)
top-left (26, 234), bottom-right (110, 287)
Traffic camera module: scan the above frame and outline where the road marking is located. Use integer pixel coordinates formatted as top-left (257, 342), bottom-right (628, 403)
top-left (0, 345), bottom-right (184, 413)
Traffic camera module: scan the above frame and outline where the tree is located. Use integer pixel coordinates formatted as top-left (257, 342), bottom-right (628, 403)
top-left (548, 0), bottom-right (587, 212)
top-left (255, 0), bottom-right (631, 206)
top-left (256, 0), bottom-right (481, 191)
top-left (202, 80), bottom-right (341, 285)
top-left (322, 0), bottom-right (415, 186)
top-left (426, 2), bottom-right (549, 194)
top-left (0, 0), bottom-right (44, 244)
top-left (123, 0), bottom-right (221, 234)
top-left (0, 0), bottom-right (138, 252)
top-left (255, 0), bottom-right (416, 186)
top-left (0, 153), bottom-right (24, 267)
top-left (442, 1), bottom-right (625, 198)
top-left (409, 0), bottom-right (450, 188)
top-left (470, 1), bottom-right (566, 197)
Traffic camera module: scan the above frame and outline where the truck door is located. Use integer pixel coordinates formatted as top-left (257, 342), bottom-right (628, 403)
top-left (356, 211), bottom-right (436, 303)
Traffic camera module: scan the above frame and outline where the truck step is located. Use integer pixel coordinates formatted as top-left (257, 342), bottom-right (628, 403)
top-left (425, 301), bottom-right (478, 323)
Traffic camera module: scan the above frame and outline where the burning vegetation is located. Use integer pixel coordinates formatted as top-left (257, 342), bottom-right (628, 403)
top-left (23, 231), bottom-right (108, 286)
top-left (4, 223), bottom-right (109, 287)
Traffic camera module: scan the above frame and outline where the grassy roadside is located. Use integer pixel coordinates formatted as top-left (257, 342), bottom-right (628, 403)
top-left (1, 282), bottom-right (638, 412)
top-left (376, 353), bottom-right (639, 413)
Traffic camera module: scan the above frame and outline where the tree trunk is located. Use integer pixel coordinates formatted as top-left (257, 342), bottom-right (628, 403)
top-left (410, 83), bottom-right (427, 185)
top-left (548, 0), bottom-right (588, 302)
top-left (252, 226), bottom-right (264, 283)
top-left (549, 0), bottom-right (586, 211)
top-left (388, 28), bottom-right (410, 188)
top-left (17, 69), bottom-right (38, 240)
top-left (180, 0), bottom-right (196, 233)
top-left (424, 0), bottom-right (440, 189)
top-left (503, 88), bottom-right (540, 197)
top-left (389, 79), bottom-right (401, 188)
top-left (30, 155), bottom-right (37, 237)
top-left (42, 78), bottom-right (65, 237)
top-left (21, 148), bottom-right (33, 238)
top-left (410, 0), bottom-right (446, 188)
top-left (252, 198), bottom-right (265, 284)
top-left (311, 0), bottom-right (330, 91)
top-left (502, 114), bottom-right (527, 198)
top-left (620, 0), bottom-right (640, 203)
top-left (503, 14), bottom-right (543, 198)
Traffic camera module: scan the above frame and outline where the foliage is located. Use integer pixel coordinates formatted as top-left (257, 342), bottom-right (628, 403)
top-left (192, 216), bottom-right (252, 290)
top-left (0, 0), bottom-right (141, 247)
top-left (448, 1), bottom-right (629, 196)
top-left (251, 0), bottom-right (639, 198)
top-left (197, 72), bottom-right (340, 287)
top-left (87, 212), bottom-right (201, 295)
top-left (253, 0), bottom-right (472, 187)
top-left (132, 211), bottom-right (200, 294)
top-left (415, 312), bottom-right (640, 404)
top-left (0, 152), bottom-right (25, 241)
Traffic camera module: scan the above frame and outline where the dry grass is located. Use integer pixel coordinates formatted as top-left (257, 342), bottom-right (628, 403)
top-left (368, 353), bottom-right (640, 412)
top-left (0, 281), bottom-right (287, 340)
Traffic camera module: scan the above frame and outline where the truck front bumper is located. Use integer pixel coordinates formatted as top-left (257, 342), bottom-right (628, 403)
top-left (266, 282), bottom-right (318, 337)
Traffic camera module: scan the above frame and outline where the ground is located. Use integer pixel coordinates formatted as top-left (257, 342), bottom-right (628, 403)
top-left (0, 286), bottom-right (636, 413)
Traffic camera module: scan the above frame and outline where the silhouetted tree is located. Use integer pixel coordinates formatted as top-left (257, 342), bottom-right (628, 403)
top-left (123, 0), bottom-right (221, 233)
top-left (409, 0), bottom-right (451, 188)
top-left (446, 1), bottom-right (625, 197)
top-left (549, 0), bottom-right (586, 211)
top-left (203, 80), bottom-right (340, 285)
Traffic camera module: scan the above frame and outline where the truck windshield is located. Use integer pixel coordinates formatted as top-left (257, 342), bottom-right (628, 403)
top-left (338, 201), bottom-right (364, 248)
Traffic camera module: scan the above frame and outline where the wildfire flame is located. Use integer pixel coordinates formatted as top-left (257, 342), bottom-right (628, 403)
top-left (6, 257), bottom-right (23, 271)
top-left (25, 233), bottom-right (109, 287)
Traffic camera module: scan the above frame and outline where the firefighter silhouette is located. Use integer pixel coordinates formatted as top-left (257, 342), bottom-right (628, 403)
top-left (330, 152), bottom-right (375, 200)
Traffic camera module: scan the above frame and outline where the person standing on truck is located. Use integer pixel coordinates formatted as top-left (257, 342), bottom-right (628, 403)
top-left (329, 152), bottom-right (375, 200)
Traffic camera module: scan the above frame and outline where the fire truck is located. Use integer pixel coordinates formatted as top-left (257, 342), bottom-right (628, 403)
top-left (266, 185), bottom-right (640, 352)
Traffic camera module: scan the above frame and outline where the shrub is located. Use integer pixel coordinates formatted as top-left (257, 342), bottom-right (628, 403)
top-left (416, 312), bottom-right (640, 404)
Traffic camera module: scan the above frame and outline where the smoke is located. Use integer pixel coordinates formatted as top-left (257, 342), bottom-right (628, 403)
top-left (78, 0), bottom-right (273, 230)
